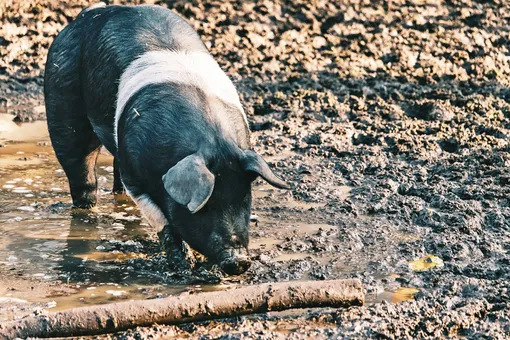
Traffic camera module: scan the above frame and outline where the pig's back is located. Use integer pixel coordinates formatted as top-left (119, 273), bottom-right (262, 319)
top-left (46, 5), bottom-right (208, 155)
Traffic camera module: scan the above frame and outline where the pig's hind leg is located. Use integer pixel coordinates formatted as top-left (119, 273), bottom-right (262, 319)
top-left (45, 26), bottom-right (102, 209)
top-left (47, 116), bottom-right (102, 209)
top-left (46, 82), bottom-right (101, 208)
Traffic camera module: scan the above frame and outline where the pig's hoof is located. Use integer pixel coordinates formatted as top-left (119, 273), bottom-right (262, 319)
top-left (112, 182), bottom-right (125, 194)
top-left (73, 202), bottom-right (96, 209)
top-left (220, 257), bottom-right (251, 275)
top-left (72, 194), bottom-right (97, 209)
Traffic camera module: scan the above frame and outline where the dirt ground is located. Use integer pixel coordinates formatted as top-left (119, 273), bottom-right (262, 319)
top-left (1, 0), bottom-right (509, 338)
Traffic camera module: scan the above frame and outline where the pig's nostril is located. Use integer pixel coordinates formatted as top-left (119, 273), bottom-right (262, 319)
top-left (220, 257), bottom-right (251, 275)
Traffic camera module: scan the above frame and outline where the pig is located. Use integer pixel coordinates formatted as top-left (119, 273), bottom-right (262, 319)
top-left (44, 3), bottom-right (289, 275)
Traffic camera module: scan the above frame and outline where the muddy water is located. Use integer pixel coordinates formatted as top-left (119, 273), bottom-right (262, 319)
top-left (0, 115), bottom-right (197, 310)
top-left (0, 116), bottom-right (417, 314)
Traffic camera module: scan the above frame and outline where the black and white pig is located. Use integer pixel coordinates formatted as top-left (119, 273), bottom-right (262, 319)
top-left (44, 3), bottom-right (289, 275)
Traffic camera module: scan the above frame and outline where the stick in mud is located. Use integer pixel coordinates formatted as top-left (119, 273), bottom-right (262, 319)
top-left (0, 279), bottom-right (363, 339)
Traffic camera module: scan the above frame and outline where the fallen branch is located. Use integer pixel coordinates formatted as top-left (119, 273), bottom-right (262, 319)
top-left (0, 279), bottom-right (363, 339)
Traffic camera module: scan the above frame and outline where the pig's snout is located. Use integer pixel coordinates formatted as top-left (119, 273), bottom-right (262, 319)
top-left (218, 248), bottom-right (251, 275)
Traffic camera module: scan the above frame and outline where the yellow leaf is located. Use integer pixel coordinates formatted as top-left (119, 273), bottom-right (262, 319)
top-left (409, 255), bottom-right (444, 271)
top-left (392, 287), bottom-right (420, 303)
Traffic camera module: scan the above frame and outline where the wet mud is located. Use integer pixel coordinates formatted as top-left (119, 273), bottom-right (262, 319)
top-left (1, 0), bottom-right (509, 338)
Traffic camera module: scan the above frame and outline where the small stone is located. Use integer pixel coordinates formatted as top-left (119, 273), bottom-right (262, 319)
top-left (106, 290), bottom-right (126, 296)
top-left (259, 254), bottom-right (271, 263)
top-left (12, 189), bottom-right (31, 194)
top-left (312, 36), bottom-right (327, 49)
top-left (45, 301), bottom-right (57, 309)
top-left (17, 206), bottom-right (35, 212)
top-left (112, 222), bottom-right (125, 230)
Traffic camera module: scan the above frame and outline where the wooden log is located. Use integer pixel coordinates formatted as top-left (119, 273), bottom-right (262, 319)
top-left (0, 279), bottom-right (363, 339)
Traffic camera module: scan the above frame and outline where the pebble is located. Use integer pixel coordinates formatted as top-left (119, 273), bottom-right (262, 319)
top-left (12, 189), bottom-right (31, 193)
top-left (259, 254), bottom-right (271, 263)
top-left (45, 301), bottom-right (57, 309)
top-left (0, 297), bottom-right (27, 304)
top-left (112, 222), bottom-right (125, 229)
top-left (17, 206), bottom-right (35, 212)
top-left (106, 290), bottom-right (126, 296)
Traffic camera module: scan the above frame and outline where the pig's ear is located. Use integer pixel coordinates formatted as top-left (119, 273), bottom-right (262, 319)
top-left (242, 150), bottom-right (290, 189)
top-left (162, 154), bottom-right (215, 214)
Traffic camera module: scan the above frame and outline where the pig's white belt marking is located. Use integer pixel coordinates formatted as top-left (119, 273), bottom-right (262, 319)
top-left (114, 50), bottom-right (247, 145)
top-left (84, 2), bottom-right (106, 12)
top-left (125, 189), bottom-right (169, 229)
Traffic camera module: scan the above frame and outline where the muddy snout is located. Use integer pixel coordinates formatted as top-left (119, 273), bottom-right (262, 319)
top-left (217, 248), bottom-right (251, 275)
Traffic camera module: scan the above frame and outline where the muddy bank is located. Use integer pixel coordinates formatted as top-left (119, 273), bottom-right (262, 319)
top-left (1, 0), bottom-right (509, 338)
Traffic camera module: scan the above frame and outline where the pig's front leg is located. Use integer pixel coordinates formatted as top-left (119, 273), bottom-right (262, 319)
top-left (158, 225), bottom-right (197, 271)
top-left (112, 158), bottom-right (125, 194)
top-left (124, 186), bottom-right (195, 270)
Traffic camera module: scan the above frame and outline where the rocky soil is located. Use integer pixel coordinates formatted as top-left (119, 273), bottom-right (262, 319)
top-left (1, 0), bottom-right (509, 338)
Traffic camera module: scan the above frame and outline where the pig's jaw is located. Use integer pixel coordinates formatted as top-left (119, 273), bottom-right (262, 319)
top-left (216, 247), bottom-right (251, 275)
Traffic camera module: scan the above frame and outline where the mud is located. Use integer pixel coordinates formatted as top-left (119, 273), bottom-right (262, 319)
top-left (1, 0), bottom-right (509, 338)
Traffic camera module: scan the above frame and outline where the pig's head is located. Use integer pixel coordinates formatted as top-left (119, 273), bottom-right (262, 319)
top-left (161, 149), bottom-right (289, 275)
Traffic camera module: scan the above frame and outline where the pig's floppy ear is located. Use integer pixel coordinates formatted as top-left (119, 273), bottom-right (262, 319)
top-left (162, 154), bottom-right (215, 214)
top-left (242, 150), bottom-right (290, 189)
